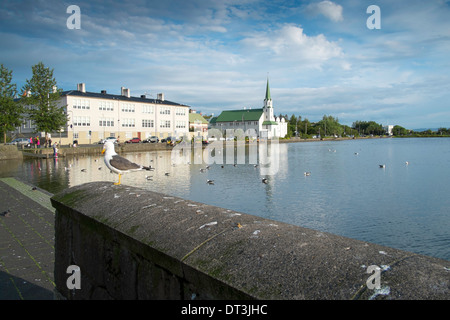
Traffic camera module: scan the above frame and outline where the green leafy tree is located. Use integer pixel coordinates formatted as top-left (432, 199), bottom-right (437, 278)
top-left (393, 125), bottom-right (408, 136)
top-left (0, 64), bottom-right (23, 143)
top-left (317, 115), bottom-right (343, 137)
top-left (21, 62), bottom-right (67, 141)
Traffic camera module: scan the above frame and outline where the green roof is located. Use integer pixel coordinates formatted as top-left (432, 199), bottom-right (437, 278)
top-left (262, 121), bottom-right (278, 125)
top-left (265, 78), bottom-right (271, 101)
top-left (215, 109), bottom-right (263, 122)
top-left (189, 113), bottom-right (208, 124)
top-left (209, 117), bottom-right (218, 124)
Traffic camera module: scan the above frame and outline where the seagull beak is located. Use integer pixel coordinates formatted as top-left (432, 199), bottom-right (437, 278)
top-left (101, 148), bottom-right (105, 154)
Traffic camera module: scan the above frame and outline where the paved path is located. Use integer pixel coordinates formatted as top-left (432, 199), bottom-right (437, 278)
top-left (0, 177), bottom-right (55, 300)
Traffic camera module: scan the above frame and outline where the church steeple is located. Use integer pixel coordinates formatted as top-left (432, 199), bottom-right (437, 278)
top-left (264, 77), bottom-right (272, 108)
top-left (265, 77), bottom-right (271, 101)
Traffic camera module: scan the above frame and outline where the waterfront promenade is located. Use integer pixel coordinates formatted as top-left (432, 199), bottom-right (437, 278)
top-left (0, 177), bottom-right (55, 300)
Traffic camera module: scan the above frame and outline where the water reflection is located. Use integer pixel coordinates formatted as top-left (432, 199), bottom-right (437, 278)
top-left (1, 139), bottom-right (449, 261)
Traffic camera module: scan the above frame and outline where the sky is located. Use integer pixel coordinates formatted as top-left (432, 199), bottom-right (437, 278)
top-left (1, 0), bottom-right (450, 129)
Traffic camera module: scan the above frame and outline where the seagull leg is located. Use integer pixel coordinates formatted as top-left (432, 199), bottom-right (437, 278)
top-left (114, 174), bottom-right (122, 185)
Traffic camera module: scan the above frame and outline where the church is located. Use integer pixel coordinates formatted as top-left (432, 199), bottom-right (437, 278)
top-left (209, 79), bottom-right (287, 139)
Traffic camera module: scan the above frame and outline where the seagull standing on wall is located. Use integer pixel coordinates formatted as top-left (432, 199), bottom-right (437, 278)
top-left (102, 141), bottom-right (152, 185)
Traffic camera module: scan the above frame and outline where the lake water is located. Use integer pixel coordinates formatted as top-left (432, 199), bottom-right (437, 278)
top-left (1, 138), bottom-right (449, 261)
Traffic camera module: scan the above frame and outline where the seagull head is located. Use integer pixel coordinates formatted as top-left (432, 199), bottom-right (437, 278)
top-left (102, 141), bottom-right (115, 155)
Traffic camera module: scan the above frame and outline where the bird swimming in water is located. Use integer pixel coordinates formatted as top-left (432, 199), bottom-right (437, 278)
top-left (304, 172), bottom-right (311, 176)
top-left (262, 178), bottom-right (268, 184)
top-left (206, 179), bottom-right (214, 185)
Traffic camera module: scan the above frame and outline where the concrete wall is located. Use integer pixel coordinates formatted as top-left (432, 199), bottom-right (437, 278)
top-left (0, 145), bottom-right (23, 160)
top-left (51, 182), bottom-right (449, 300)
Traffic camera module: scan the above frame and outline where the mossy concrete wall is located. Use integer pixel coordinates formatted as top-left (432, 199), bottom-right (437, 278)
top-left (0, 145), bottom-right (23, 160)
top-left (51, 182), bottom-right (449, 300)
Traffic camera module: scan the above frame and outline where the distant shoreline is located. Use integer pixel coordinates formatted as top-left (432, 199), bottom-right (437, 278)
top-left (279, 135), bottom-right (390, 143)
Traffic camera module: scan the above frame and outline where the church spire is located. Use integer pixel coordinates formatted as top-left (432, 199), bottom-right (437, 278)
top-left (265, 77), bottom-right (271, 101)
top-left (264, 77), bottom-right (272, 109)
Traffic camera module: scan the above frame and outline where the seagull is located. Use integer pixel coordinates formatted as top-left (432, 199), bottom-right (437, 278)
top-left (379, 164), bottom-right (385, 168)
top-left (304, 172), bottom-right (311, 176)
top-left (206, 179), bottom-right (214, 185)
top-left (102, 141), bottom-right (152, 185)
top-left (262, 178), bottom-right (268, 184)
top-left (165, 172), bottom-right (170, 176)
top-left (81, 169), bottom-right (87, 172)
top-left (145, 175), bottom-right (153, 181)
top-left (405, 161), bottom-right (409, 165)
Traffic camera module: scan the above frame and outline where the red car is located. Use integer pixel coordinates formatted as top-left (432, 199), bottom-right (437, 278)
top-left (125, 137), bottom-right (141, 143)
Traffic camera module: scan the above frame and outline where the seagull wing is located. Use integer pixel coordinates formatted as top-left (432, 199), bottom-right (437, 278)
top-left (109, 155), bottom-right (142, 171)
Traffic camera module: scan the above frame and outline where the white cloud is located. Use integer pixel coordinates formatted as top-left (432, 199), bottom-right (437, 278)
top-left (240, 24), bottom-right (343, 68)
top-left (306, 1), bottom-right (344, 22)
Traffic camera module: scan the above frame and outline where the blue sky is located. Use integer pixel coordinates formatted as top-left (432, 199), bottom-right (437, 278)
top-left (1, 0), bottom-right (450, 129)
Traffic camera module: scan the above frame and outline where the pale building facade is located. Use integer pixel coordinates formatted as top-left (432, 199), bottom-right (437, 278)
top-left (18, 83), bottom-right (190, 145)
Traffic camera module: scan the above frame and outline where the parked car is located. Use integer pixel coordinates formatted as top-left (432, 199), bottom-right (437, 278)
top-left (7, 138), bottom-right (31, 147)
top-left (163, 136), bottom-right (182, 146)
top-left (125, 137), bottom-right (141, 143)
top-left (99, 137), bottom-right (118, 144)
top-left (143, 136), bottom-right (159, 143)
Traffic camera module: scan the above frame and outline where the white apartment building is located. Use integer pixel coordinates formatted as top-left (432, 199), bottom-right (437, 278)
top-left (19, 83), bottom-right (191, 145)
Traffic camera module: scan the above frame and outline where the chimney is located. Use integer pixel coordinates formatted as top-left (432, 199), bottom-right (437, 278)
top-left (157, 93), bottom-right (164, 101)
top-left (77, 83), bottom-right (86, 93)
top-left (121, 87), bottom-right (130, 98)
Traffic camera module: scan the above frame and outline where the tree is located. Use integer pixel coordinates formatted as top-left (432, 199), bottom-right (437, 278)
top-left (393, 125), bottom-right (408, 136)
top-left (317, 115), bottom-right (343, 137)
top-left (21, 62), bottom-right (67, 142)
top-left (0, 64), bottom-right (23, 143)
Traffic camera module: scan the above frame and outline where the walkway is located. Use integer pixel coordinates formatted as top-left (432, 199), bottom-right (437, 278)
top-left (0, 177), bottom-right (55, 300)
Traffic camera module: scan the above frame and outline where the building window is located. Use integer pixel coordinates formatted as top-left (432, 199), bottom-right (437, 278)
top-left (176, 121), bottom-right (186, 129)
top-left (142, 105), bottom-right (154, 114)
top-left (176, 107), bottom-right (186, 116)
top-left (99, 101), bottom-right (114, 111)
top-left (142, 119), bottom-right (154, 128)
top-left (122, 118), bottom-right (135, 127)
top-left (160, 120), bottom-right (171, 128)
top-left (73, 132), bottom-right (79, 139)
top-left (121, 103), bottom-right (135, 113)
top-left (99, 117), bottom-right (114, 127)
top-left (73, 116), bottom-right (90, 126)
top-left (73, 99), bottom-right (90, 109)
top-left (160, 106), bottom-right (171, 115)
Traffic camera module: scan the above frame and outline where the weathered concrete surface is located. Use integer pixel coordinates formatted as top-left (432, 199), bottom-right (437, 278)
top-left (51, 181), bottom-right (450, 300)
top-left (0, 145), bottom-right (23, 160)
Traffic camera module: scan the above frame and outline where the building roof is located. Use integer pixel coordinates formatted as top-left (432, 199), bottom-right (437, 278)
top-left (61, 90), bottom-right (189, 107)
top-left (265, 78), bottom-right (271, 101)
top-left (209, 117), bottom-right (218, 124)
top-left (215, 108), bottom-right (263, 122)
top-left (189, 113), bottom-right (208, 124)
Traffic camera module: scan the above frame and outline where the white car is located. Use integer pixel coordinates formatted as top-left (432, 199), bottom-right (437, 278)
top-left (99, 137), bottom-right (117, 144)
top-left (8, 138), bottom-right (31, 147)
